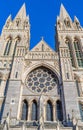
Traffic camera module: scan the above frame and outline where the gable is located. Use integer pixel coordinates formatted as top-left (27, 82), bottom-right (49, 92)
top-left (31, 40), bottom-right (54, 52)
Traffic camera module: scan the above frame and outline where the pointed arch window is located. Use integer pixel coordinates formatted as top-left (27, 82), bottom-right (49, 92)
top-left (79, 102), bottom-right (83, 120)
top-left (13, 40), bottom-right (17, 56)
top-left (31, 100), bottom-right (37, 121)
top-left (4, 39), bottom-right (12, 55)
top-left (74, 39), bottom-right (83, 67)
top-left (13, 37), bottom-right (20, 56)
top-left (56, 100), bottom-right (63, 121)
top-left (46, 100), bottom-right (53, 121)
top-left (21, 100), bottom-right (28, 120)
top-left (65, 39), bottom-right (74, 66)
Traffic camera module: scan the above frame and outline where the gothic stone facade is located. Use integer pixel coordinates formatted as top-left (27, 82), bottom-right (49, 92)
top-left (0, 3), bottom-right (83, 130)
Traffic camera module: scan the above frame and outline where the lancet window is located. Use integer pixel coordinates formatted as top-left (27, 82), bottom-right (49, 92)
top-left (21, 100), bottom-right (28, 120)
top-left (46, 100), bottom-right (53, 121)
top-left (56, 100), bottom-right (63, 121)
top-left (31, 100), bottom-right (37, 121)
top-left (4, 39), bottom-right (12, 55)
top-left (65, 38), bottom-right (74, 66)
top-left (74, 38), bottom-right (83, 67)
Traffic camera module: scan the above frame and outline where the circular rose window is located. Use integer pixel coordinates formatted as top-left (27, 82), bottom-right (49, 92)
top-left (25, 67), bottom-right (58, 93)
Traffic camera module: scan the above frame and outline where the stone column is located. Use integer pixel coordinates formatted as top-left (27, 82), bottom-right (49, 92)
top-left (39, 95), bottom-right (44, 130)
top-left (44, 104), bottom-right (46, 121)
top-left (43, 104), bottom-right (46, 122)
top-left (53, 104), bottom-right (56, 121)
top-left (17, 84), bottom-right (23, 120)
top-left (28, 103), bottom-right (31, 121)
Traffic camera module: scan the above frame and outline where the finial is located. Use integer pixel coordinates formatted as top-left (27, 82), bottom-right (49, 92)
top-left (41, 36), bottom-right (44, 41)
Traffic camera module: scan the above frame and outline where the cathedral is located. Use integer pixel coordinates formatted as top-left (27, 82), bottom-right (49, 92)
top-left (0, 3), bottom-right (83, 130)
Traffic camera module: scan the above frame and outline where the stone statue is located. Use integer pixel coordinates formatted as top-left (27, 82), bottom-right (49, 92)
top-left (6, 113), bottom-right (10, 127)
top-left (3, 112), bottom-right (10, 130)
top-left (57, 120), bottom-right (60, 130)
top-left (64, 17), bottom-right (71, 28)
top-left (22, 121), bottom-right (26, 130)
top-left (3, 122), bottom-right (8, 130)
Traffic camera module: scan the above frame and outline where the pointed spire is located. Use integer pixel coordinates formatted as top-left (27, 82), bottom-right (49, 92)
top-left (14, 3), bottom-right (27, 20)
top-left (26, 15), bottom-right (29, 21)
top-left (74, 16), bottom-right (82, 29)
top-left (74, 16), bottom-right (80, 23)
top-left (26, 15), bottom-right (30, 25)
top-left (56, 16), bottom-right (59, 23)
top-left (4, 14), bottom-right (12, 29)
top-left (6, 15), bottom-right (12, 21)
top-left (60, 4), bottom-right (72, 22)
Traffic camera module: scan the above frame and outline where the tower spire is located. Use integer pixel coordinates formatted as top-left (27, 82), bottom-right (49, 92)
top-left (14, 3), bottom-right (26, 20)
top-left (60, 4), bottom-right (72, 22)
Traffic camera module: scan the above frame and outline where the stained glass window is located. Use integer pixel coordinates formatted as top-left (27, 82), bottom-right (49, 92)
top-left (21, 100), bottom-right (28, 120)
top-left (25, 67), bottom-right (58, 93)
top-left (4, 40), bottom-right (12, 55)
top-left (56, 100), bottom-right (63, 121)
top-left (31, 100), bottom-right (37, 120)
top-left (65, 39), bottom-right (74, 66)
top-left (46, 100), bottom-right (53, 121)
top-left (79, 103), bottom-right (83, 120)
top-left (74, 39), bottom-right (83, 67)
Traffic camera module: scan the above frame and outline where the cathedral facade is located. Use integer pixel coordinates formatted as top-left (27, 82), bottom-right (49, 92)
top-left (0, 3), bottom-right (83, 130)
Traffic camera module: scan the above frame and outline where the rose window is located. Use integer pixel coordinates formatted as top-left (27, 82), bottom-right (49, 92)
top-left (25, 67), bottom-right (58, 93)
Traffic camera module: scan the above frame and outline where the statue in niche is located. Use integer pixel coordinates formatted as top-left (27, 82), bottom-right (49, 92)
top-left (16, 18), bottom-right (20, 27)
top-left (74, 17), bottom-right (82, 30)
top-left (75, 21), bottom-right (81, 30)
top-left (64, 17), bottom-right (71, 28)
top-left (3, 112), bottom-right (10, 130)
top-left (72, 109), bottom-right (77, 125)
top-left (6, 113), bottom-right (10, 125)
top-left (57, 21), bottom-right (62, 29)
top-left (5, 19), bottom-right (11, 28)
top-left (24, 20), bottom-right (29, 29)
top-left (5, 21), bottom-right (9, 28)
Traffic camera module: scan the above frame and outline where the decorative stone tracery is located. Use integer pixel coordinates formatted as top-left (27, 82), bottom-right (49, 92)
top-left (25, 66), bottom-right (58, 93)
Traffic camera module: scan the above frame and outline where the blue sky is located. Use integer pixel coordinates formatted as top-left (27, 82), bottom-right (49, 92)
top-left (0, 0), bottom-right (83, 49)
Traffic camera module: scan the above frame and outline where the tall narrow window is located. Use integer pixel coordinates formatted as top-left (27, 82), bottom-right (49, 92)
top-left (0, 79), bottom-right (2, 85)
top-left (76, 80), bottom-right (80, 97)
top-left (79, 103), bottom-right (83, 120)
top-left (31, 100), bottom-right (37, 120)
top-left (56, 100), bottom-right (63, 121)
top-left (42, 44), bottom-right (44, 51)
top-left (13, 41), bottom-right (18, 56)
top-left (21, 100), bottom-right (28, 120)
top-left (65, 39), bottom-right (74, 66)
top-left (74, 39), bottom-right (83, 67)
top-left (4, 40), bottom-right (12, 55)
top-left (46, 100), bottom-right (53, 121)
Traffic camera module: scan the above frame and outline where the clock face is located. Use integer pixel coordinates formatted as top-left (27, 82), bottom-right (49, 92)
top-left (25, 67), bottom-right (58, 93)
